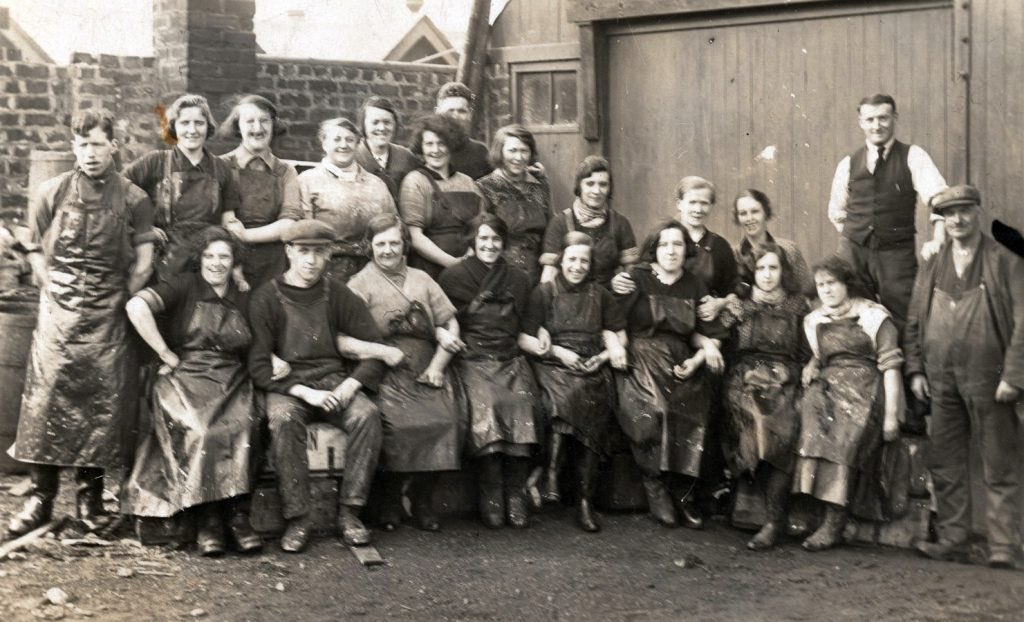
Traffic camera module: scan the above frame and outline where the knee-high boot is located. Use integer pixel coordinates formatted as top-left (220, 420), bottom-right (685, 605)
top-left (504, 456), bottom-right (532, 529)
top-left (7, 465), bottom-right (59, 536)
top-left (576, 449), bottom-right (601, 533)
top-left (478, 454), bottom-right (505, 528)
top-left (542, 433), bottom-right (566, 504)
top-left (409, 472), bottom-right (441, 532)
top-left (748, 466), bottom-right (791, 550)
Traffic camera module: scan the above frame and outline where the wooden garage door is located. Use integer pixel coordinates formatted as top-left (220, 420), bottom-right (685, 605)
top-left (605, 1), bottom-right (963, 263)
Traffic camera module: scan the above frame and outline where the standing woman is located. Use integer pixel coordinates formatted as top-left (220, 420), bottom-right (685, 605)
top-left (524, 231), bottom-right (629, 532)
top-left (125, 93), bottom-right (243, 282)
top-left (354, 96), bottom-right (422, 201)
top-left (615, 221), bottom-right (727, 530)
top-left (219, 94), bottom-right (303, 289)
top-left (348, 214), bottom-right (467, 532)
top-left (123, 227), bottom-right (261, 555)
top-left (795, 255), bottom-right (903, 551)
top-left (541, 156), bottom-right (639, 289)
top-left (731, 189), bottom-right (813, 295)
top-left (476, 125), bottom-right (551, 283)
top-left (720, 244), bottom-right (811, 550)
top-left (399, 114), bottom-right (487, 279)
top-left (438, 213), bottom-right (543, 529)
top-left (298, 117), bottom-right (397, 284)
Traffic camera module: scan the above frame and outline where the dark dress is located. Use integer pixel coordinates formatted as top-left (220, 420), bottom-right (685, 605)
top-left (523, 275), bottom-right (626, 453)
top-left (438, 256), bottom-right (542, 457)
top-left (615, 266), bottom-right (726, 478)
top-left (722, 292), bottom-right (811, 475)
top-left (122, 274), bottom-right (256, 517)
top-left (540, 207), bottom-right (638, 289)
top-left (477, 170), bottom-right (551, 284)
top-left (355, 141), bottom-right (422, 201)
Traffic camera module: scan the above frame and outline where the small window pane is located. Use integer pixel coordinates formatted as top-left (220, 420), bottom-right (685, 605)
top-left (516, 72), bottom-right (552, 126)
top-left (551, 71), bottom-right (578, 125)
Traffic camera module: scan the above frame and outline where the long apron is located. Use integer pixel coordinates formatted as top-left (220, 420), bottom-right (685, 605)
top-left (306, 183), bottom-right (378, 285)
top-left (723, 307), bottom-right (803, 474)
top-left (458, 284), bottom-right (542, 455)
top-left (794, 319), bottom-right (883, 506)
top-left (616, 295), bottom-right (708, 478)
top-left (154, 151), bottom-right (223, 281)
top-left (236, 163), bottom-right (286, 288)
top-left (409, 173), bottom-right (481, 280)
top-left (495, 194), bottom-right (547, 284)
top-left (531, 284), bottom-right (615, 453)
top-left (562, 209), bottom-right (620, 289)
top-left (122, 300), bottom-right (256, 517)
top-left (12, 171), bottom-right (137, 469)
top-left (375, 299), bottom-right (466, 472)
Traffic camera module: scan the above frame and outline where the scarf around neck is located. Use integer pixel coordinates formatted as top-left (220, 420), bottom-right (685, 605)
top-left (751, 285), bottom-right (786, 305)
top-left (572, 197), bottom-right (608, 228)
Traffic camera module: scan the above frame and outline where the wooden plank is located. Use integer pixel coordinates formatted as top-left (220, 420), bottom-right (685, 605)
top-left (568, 0), bottom-right (837, 23)
top-left (488, 43), bottom-right (580, 64)
top-left (578, 22), bottom-right (600, 142)
top-left (349, 544), bottom-right (386, 567)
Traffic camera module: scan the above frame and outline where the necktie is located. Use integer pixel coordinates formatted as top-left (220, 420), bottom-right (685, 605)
top-left (874, 146), bottom-right (886, 174)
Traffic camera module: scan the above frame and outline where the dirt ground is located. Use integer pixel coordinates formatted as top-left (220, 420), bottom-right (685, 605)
top-left (1, 474), bottom-right (1022, 622)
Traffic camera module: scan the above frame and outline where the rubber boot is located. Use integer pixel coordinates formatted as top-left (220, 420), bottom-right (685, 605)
top-left (478, 454), bottom-right (505, 529)
top-left (75, 467), bottom-right (107, 525)
top-left (504, 456), bottom-right (531, 529)
top-left (802, 502), bottom-right (847, 552)
top-left (7, 465), bottom-right (59, 536)
top-left (376, 472), bottom-right (405, 531)
top-left (227, 496), bottom-right (263, 553)
top-left (642, 475), bottom-right (678, 527)
top-left (409, 473), bottom-right (441, 532)
top-left (196, 502), bottom-right (227, 557)
top-left (542, 433), bottom-right (565, 504)
top-left (667, 474), bottom-right (704, 530)
top-left (748, 466), bottom-right (790, 551)
top-left (576, 449), bottom-right (601, 533)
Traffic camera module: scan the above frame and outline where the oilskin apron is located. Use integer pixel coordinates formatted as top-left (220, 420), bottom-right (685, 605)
top-left (494, 191), bottom-right (547, 284)
top-left (563, 209), bottom-right (620, 288)
top-left (374, 277), bottom-right (466, 472)
top-left (616, 295), bottom-right (708, 477)
top-left (531, 281), bottom-right (615, 453)
top-left (235, 162), bottom-right (286, 287)
top-left (409, 171), bottom-right (481, 279)
top-left (723, 307), bottom-right (802, 474)
top-left (154, 150), bottom-right (222, 281)
top-left (123, 295), bottom-right (255, 517)
top-left (457, 266), bottom-right (541, 454)
top-left (12, 171), bottom-right (136, 469)
top-left (305, 180), bottom-right (376, 284)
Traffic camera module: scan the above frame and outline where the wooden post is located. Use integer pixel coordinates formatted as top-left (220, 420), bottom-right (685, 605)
top-left (456, 0), bottom-right (491, 131)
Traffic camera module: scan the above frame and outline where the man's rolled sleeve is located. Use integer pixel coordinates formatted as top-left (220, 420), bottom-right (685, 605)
top-left (907, 145), bottom-right (948, 222)
top-left (827, 156), bottom-right (851, 232)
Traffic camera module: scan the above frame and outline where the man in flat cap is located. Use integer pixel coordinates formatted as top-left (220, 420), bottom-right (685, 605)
top-left (248, 219), bottom-right (385, 553)
top-left (905, 184), bottom-right (1024, 569)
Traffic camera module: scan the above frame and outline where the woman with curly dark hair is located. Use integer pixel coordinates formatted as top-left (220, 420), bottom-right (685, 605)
top-left (398, 114), bottom-right (487, 279)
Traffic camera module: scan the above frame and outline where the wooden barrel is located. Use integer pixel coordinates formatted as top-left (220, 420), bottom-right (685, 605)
top-left (28, 150), bottom-right (76, 196)
top-left (0, 300), bottom-right (38, 473)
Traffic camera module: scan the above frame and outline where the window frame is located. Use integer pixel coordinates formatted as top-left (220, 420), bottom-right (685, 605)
top-left (510, 60), bottom-right (581, 135)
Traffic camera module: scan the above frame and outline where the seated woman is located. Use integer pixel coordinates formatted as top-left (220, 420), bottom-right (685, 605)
top-left (731, 189), bottom-right (813, 295)
top-left (720, 243), bottom-right (811, 550)
top-left (219, 94), bottom-right (302, 288)
top-left (615, 221), bottom-right (727, 531)
top-left (476, 125), bottom-right (551, 283)
top-left (298, 117), bottom-right (397, 284)
top-left (348, 213), bottom-right (467, 532)
top-left (541, 156), bottom-right (639, 289)
top-left (523, 231), bottom-right (629, 533)
top-left (123, 226), bottom-right (261, 556)
top-left (438, 213), bottom-right (544, 529)
top-left (795, 255), bottom-right (903, 551)
top-left (399, 114), bottom-right (487, 280)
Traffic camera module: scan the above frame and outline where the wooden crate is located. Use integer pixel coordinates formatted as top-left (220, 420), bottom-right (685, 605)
top-left (250, 477), bottom-right (342, 536)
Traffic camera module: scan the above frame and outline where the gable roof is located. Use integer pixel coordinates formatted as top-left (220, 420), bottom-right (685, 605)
top-left (1, 6), bottom-right (57, 63)
top-left (384, 14), bottom-right (457, 64)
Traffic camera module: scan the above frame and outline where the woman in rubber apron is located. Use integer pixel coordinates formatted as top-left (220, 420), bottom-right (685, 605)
top-left (438, 213), bottom-right (544, 529)
top-left (125, 94), bottom-right (243, 283)
top-left (219, 95), bottom-right (302, 289)
top-left (399, 114), bottom-right (487, 280)
top-left (540, 156), bottom-right (639, 289)
top-left (524, 231), bottom-right (629, 533)
top-left (477, 125), bottom-right (552, 284)
top-left (614, 220), bottom-right (728, 532)
top-left (794, 256), bottom-right (903, 552)
top-left (123, 227), bottom-right (261, 557)
top-left (348, 213), bottom-right (467, 532)
top-left (720, 243), bottom-right (811, 550)
top-left (298, 117), bottom-right (397, 285)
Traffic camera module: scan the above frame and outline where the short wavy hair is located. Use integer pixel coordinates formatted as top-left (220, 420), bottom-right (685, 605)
top-left (435, 81), bottom-right (474, 104)
top-left (463, 212), bottom-right (509, 248)
top-left (219, 94), bottom-right (287, 140)
top-left (317, 117), bottom-right (361, 143)
top-left (364, 212), bottom-right (411, 258)
top-left (572, 155), bottom-right (613, 201)
top-left (357, 96), bottom-right (400, 137)
top-left (488, 124), bottom-right (538, 170)
top-left (189, 225), bottom-right (245, 271)
top-left (732, 188), bottom-right (773, 224)
top-left (71, 111), bottom-right (116, 141)
top-left (407, 114), bottom-right (467, 157)
top-left (640, 220), bottom-right (692, 264)
top-left (163, 93), bottom-right (218, 142)
top-left (751, 242), bottom-right (801, 294)
top-left (675, 175), bottom-right (717, 204)
top-left (809, 254), bottom-right (865, 302)
top-left (857, 93), bottom-right (897, 114)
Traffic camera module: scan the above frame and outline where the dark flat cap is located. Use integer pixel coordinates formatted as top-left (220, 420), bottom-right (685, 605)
top-left (282, 219), bottom-right (337, 244)
top-left (932, 184), bottom-right (981, 213)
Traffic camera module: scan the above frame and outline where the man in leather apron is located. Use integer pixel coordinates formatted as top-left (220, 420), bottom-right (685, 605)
top-left (905, 185), bottom-right (1024, 570)
top-left (247, 220), bottom-right (385, 553)
top-left (7, 112), bottom-right (156, 536)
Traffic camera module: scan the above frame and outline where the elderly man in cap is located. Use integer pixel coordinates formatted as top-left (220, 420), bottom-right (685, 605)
top-left (905, 184), bottom-right (1024, 569)
top-left (248, 219), bottom-right (385, 553)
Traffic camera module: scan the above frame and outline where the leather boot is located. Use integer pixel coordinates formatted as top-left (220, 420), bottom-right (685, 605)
top-left (504, 457), bottom-right (531, 529)
top-left (478, 454), bottom-right (505, 528)
top-left (542, 433), bottom-right (565, 504)
top-left (748, 467), bottom-right (790, 551)
top-left (668, 474), bottom-right (704, 530)
top-left (337, 505), bottom-right (371, 546)
top-left (7, 465), bottom-right (59, 536)
top-left (376, 472), bottom-right (405, 531)
top-left (280, 514), bottom-right (312, 553)
top-left (227, 496), bottom-right (263, 554)
top-left (196, 503), bottom-right (227, 557)
top-left (642, 475), bottom-right (678, 527)
top-left (409, 473), bottom-right (441, 532)
top-left (802, 502), bottom-right (847, 552)
top-left (576, 449), bottom-right (601, 533)
top-left (75, 467), bottom-right (108, 526)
